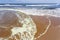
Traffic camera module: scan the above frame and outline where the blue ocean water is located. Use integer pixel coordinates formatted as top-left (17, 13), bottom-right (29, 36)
top-left (0, 3), bottom-right (60, 17)
top-left (0, 3), bottom-right (59, 9)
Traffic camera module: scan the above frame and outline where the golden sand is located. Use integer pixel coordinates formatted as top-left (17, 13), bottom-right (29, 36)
top-left (30, 15), bottom-right (60, 40)
top-left (0, 10), bottom-right (60, 40)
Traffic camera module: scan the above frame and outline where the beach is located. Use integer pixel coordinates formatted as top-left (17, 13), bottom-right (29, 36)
top-left (18, 8), bottom-right (60, 40)
top-left (30, 15), bottom-right (60, 40)
top-left (0, 8), bottom-right (60, 40)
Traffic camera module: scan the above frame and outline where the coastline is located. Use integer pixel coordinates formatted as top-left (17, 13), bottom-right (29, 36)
top-left (30, 15), bottom-right (60, 40)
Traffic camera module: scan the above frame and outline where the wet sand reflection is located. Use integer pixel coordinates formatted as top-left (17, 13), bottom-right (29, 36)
top-left (30, 15), bottom-right (60, 40)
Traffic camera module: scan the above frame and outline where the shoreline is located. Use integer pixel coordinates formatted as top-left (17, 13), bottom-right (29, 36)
top-left (30, 15), bottom-right (60, 40)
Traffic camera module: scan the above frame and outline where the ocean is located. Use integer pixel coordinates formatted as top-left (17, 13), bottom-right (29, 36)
top-left (0, 3), bottom-right (60, 17)
top-left (0, 3), bottom-right (60, 40)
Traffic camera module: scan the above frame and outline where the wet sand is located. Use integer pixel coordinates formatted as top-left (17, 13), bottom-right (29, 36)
top-left (0, 10), bottom-right (60, 40)
top-left (30, 15), bottom-right (60, 40)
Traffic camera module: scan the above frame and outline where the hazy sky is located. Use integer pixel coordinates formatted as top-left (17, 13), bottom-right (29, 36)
top-left (0, 0), bottom-right (59, 3)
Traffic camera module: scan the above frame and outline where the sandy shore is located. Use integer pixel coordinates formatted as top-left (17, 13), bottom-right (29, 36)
top-left (18, 8), bottom-right (60, 40)
top-left (30, 15), bottom-right (60, 40)
top-left (0, 8), bottom-right (60, 40)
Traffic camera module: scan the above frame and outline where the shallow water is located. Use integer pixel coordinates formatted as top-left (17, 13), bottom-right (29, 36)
top-left (0, 8), bottom-right (60, 40)
top-left (30, 15), bottom-right (60, 40)
top-left (19, 8), bottom-right (60, 40)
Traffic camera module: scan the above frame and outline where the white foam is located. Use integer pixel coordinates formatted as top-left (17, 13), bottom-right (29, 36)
top-left (17, 8), bottom-right (60, 18)
top-left (0, 9), bottom-right (37, 40)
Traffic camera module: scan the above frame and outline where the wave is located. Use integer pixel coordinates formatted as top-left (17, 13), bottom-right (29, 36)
top-left (18, 8), bottom-right (60, 17)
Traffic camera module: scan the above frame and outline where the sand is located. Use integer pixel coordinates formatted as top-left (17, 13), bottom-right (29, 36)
top-left (30, 15), bottom-right (60, 40)
top-left (0, 8), bottom-right (60, 40)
